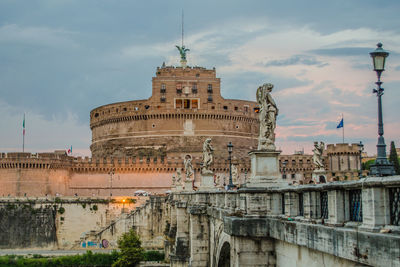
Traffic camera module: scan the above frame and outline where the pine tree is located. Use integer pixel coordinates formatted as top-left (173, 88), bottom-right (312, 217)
top-left (389, 141), bottom-right (400, 175)
top-left (112, 229), bottom-right (144, 267)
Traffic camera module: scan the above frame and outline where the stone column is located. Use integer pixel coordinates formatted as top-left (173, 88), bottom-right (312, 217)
top-left (327, 190), bottom-right (345, 225)
top-left (361, 187), bottom-right (390, 231)
top-left (285, 192), bottom-right (299, 217)
top-left (231, 236), bottom-right (276, 267)
top-left (245, 150), bottom-right (286, 188)
top-left (170, 197), bottom-right (190, 267)
top-left (188, 205), bottom-right (209, 267)
top-left (303, 191), bottom-right (320, 219)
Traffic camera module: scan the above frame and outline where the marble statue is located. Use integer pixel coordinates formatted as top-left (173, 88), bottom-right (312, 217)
top-left (312, 141), bottom-right (325, 170)
top-left (231, 164), bottom-right (239, 185)
top-left (176, 168), bottom-right (183, 185)
top-left (184, 154), bottom-right (194, 180)
top-left (172, 175), bottom-right (176, 187)
top-left (215, 175), bottom-right (220, 186)
top-left (202, 138), bottom-right (214, 174)
top-left (256, 83), bottom-right (279, 150)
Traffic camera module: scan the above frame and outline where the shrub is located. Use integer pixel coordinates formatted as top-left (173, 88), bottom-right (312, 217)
top-left (143, 250), bottom-right (165, 261)
top-left (112, 229), bottom-right (144, 267)
top-left (58, 207), bottom-right (65, 214)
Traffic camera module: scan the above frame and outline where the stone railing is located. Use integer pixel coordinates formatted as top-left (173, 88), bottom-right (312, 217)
top-left (169, 176), bottom-right (400, 267)
top-left (177, 176), bottom-right (400, 230)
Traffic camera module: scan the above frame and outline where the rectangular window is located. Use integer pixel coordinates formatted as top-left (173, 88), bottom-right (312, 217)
top-left (184, 99), bottom-right (190, 109)
top-left (208, 96), bottom-right (213, 102)
top-left (207, 84), bottom-right (213, 93)
top-left (192, 83), bottom-right (198, 94)
top-left (244, 105), bottom-right (249, 112)
top-left (160, 84), bottom-right (166, 93)
top-left (175, 99), bottom-right (182, 109)
top-left (176, 84), bottom-right (182, 94)
top-left (291, 173), bottom-right (296, 179)
top-left (192, 99), bottom-right (198, 109)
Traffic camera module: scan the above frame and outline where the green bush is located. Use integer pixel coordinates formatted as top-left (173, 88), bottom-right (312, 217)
top-left (112, 229), bottom-right (144, 267)
top-left (143, 250), bottom-right (165, 261)
top-left (58, 207), bottom-right (65, 214)
top-left (0, 251), bottom-right (119, 267)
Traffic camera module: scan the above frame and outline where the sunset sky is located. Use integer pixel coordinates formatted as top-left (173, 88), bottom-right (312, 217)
top-left (0, 0), bottom-right (399, 157)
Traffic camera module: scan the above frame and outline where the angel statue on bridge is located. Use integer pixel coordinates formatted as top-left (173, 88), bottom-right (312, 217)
top-left (312, 141), bottom-right (325, 170)
top-left (257, 83), bottom-right (279, 151)
top-left (202, 138), bottom-right (214, 175)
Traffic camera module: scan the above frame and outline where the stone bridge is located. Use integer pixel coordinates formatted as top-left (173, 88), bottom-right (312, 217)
top-left (154, 176), bottom-right (400, 267)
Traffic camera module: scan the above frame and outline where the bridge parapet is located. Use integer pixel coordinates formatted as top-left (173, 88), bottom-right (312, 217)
top-left (166, 176), bottom-right (400, 266)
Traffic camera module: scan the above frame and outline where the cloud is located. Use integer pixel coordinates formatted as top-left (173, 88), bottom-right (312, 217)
top-left (0, 99), bottom-right (91, 156)
top-left (0, 24), bottom-right (78, 48)
top-left (310, 47), bottom-right (373, 57)
top-left (265, 55), bottom-right (328, 67)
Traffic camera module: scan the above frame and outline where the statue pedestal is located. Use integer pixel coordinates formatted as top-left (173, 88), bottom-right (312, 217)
top-left (183, 180), bottom-right (193, 191)
top-left (173, 185), bottom-right (183, 192)
top-left (244, 150), bottom-right (287, 188)
top-left (199, 173), bottom-right (215, 191)
top-left (180, 59), bottom-right (187, 68)
top-left (312, 169), bottom-right (327, 183)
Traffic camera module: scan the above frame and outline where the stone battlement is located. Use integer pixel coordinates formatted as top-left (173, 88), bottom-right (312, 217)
top-left (326, 143), bottom-right (361, 154)
top-left (0, 152), bottom-right (250, 173)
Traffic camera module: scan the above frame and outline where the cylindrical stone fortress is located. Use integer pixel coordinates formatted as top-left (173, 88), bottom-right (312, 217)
top-left (90, 65), bottom-right (259, 165)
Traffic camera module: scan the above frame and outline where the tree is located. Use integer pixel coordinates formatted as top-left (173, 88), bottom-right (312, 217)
top-left (112, 229), bottom-right (144, 267)
top-left (389, 141), bottom-right (400, 175)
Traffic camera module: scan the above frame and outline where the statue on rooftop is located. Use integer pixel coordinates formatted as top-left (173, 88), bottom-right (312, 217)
top-left (312, 141), bottom-right (325, 170)
top-left (176, 45), bottom-right (190, 61)
top-left (202, 138), bottom-right (214, 175)
top-left (257, 83), bottom-right (279, 150)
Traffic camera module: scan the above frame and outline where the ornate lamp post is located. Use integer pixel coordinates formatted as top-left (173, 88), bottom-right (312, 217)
top-left (227, 142), bottom-right (234, 190)
top-left (369, 43), bottom-right (395, 176)
top-left (109, 168), bottom-right (115, 198)
top-left (358, 141), bottom-right (364, 178)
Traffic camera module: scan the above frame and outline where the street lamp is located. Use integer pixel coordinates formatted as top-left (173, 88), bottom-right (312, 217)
top-left (369, 43), bottom-right (395, 176)
top-left (109, 168), bottom-right (115, 198)
top-left (227, 142), bottom-right (234, 190)
top-left (358, 141), bottom-right (364, 178)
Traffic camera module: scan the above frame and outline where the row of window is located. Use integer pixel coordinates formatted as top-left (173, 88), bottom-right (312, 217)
top-left (93, 103), bottom-right (251, 118)
top-left (282, 174), bottom-right (296, 179)
top-left (160, 83), bottom-right (213, 94)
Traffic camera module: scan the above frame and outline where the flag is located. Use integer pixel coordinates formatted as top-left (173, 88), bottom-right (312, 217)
top-left (336, 118), bottom-right (343, 129)
top-left (23, 114), bottom-right (25, 136)
top-left (68, 145), bottom-right (72, 155)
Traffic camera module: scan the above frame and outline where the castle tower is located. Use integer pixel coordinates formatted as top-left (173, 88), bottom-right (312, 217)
top-left (89, 63), bottom-right (259, 173)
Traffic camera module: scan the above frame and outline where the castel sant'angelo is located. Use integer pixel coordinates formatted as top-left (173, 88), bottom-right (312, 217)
top-left (0, 48), bottom-right (260, 197)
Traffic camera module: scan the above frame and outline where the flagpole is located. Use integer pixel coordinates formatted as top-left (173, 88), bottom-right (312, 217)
top-left (22, 113), bottom-right (25, 152)
top-left (342, 113), bottom-right (344, 144)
